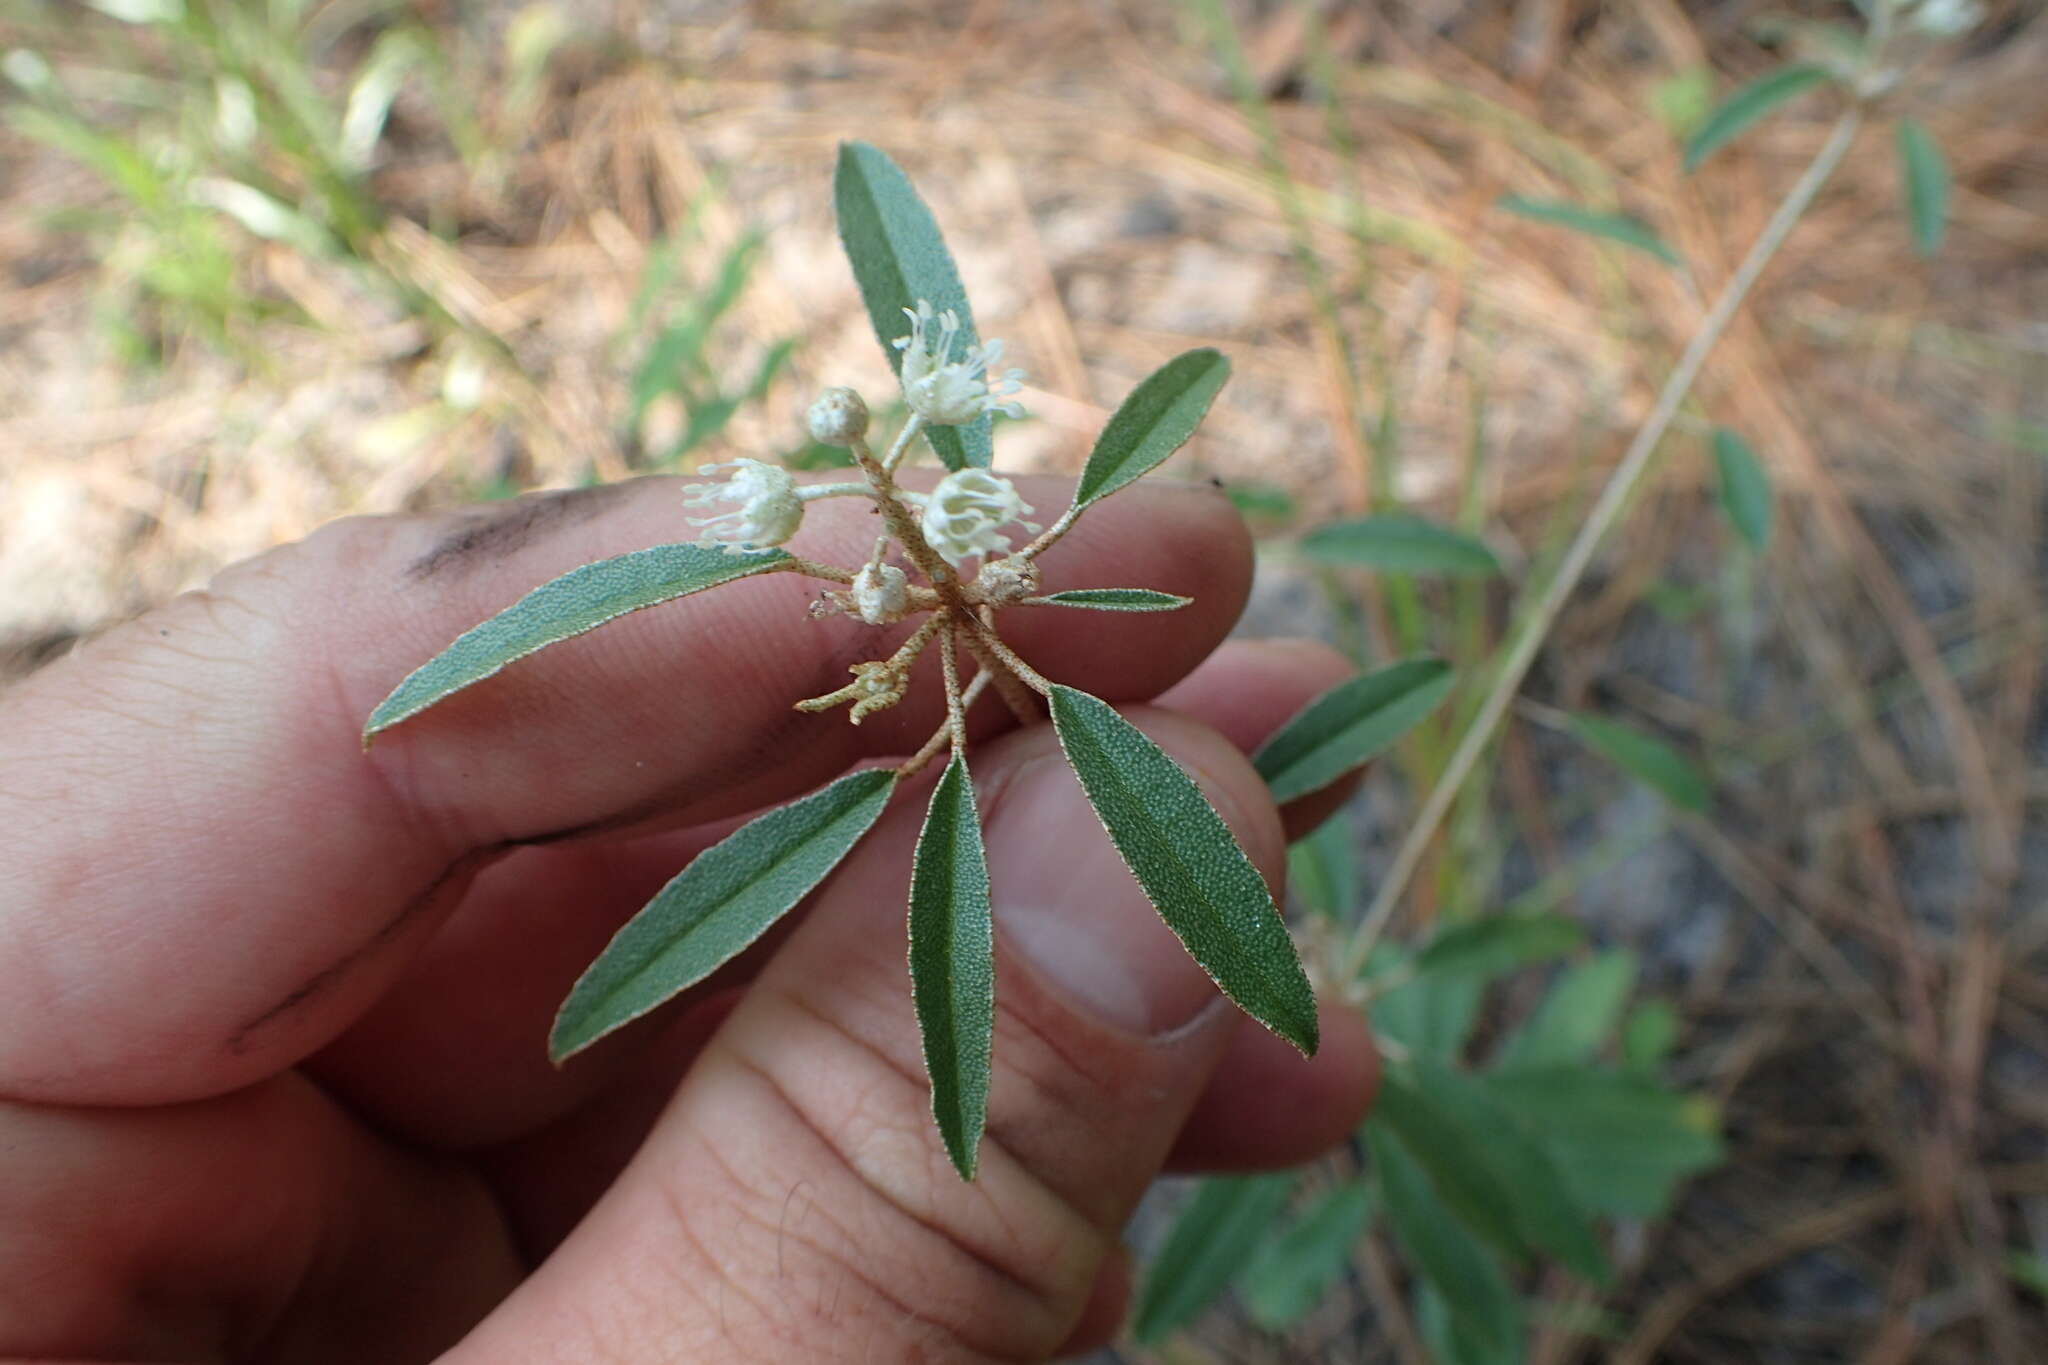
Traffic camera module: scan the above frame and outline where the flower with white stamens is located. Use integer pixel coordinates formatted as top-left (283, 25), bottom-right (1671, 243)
top-left (683, 459), bottom-right (804, 552)
top-left (894, 300), bottom-right (1026, 427)
top-left (919, 469), bottom-right (1037, 566)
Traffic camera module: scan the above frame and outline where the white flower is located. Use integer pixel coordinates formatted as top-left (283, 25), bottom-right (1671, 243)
top-left (851, 562), bottom-right (910, 625)
top-left (894, 300), bottom-right (1026, 427)
top-left (919, 469), bottom-right (1038, 566)
top-left (1907, 0), bottom-right (1980, 36)
top-left (683, 459), bottom-right (804, 551)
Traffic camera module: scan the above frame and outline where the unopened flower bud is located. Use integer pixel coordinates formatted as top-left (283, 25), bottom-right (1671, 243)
top-left (806, 387), bottom-right (869, 446)
top-left (973, 554), bottom-right (1039, 605)
top-left (851, 562), bottom-right (910, 625)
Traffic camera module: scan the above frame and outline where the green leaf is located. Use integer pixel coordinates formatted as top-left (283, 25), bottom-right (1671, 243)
top-left (1032, 588), bottom-right (1192, 612)
top-left (1070, 348), bottom-right (1231, 511)
top-left (1255, 658), bottom-right (1455, 802)
top-left (1651, 65), bottom-right (1716, 138)
top-left (1238, 1182), bottom-right (1376, 1329)
top-left (1133, 1174), bottom-right (1295, 1343)
top-left (1567, 714), bottom-right (1711, 813)
top-left (1483, 1068), bottom-right (1724, 1218)
top-left (1414, 912), bottom-right (1585, 983)
top-left (1497, 196), bottom-right (1679, 265)
top-left (833, 141), bottom-right (989, 471)
top-left (1712, 427), bottom-right (1772, 550)
top-left (908, 754), bottom-right (995, 1179)
top-left (1288, 815), bottom-right (1358, 921)
top-left (1371, 1068), bottom-right (1528, 1259)
top-left (1368, 1127), bottom-right (1522, 1357)
top-left (1299, 514), bottom-right (1502, 577)
top-left (364, 543), bottom-right (790, 742)
top-left (1683, 64), bottom-right (1832, 172)
top-left (549, 768), bottom-right (897, 1058)
top-left (1371, 963), bottom-right (1483, 1062)
top-left (1896, 117), bottom-right (1950, 258)
top-left (1622, 999), bottom-right (1681, 1070)
top-left (1048, 685), bottom-right (1318, 1054)
top-left (1495, 949), bottom-right (1640, 1071)
top-left (1401, 1059), bottom-right (1613, 1283)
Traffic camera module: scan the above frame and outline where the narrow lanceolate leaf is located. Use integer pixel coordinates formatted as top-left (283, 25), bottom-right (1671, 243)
top-left (1712, 427), bottom-right (1773, 550)
top-left (833, 141), bottom-right (989, 471)
top-left (1071, 348), bottom-right (1231, 511)
top-left (1412, 911), bottom-right (1584, 983)
top-left (1031, 588), bottom-right (1192, 612)
top-left (1569, 713), bottom-right (1711, 813)
top-left (1497, 195), bottom-right (1680, 265)
top-left (1896, 117), bottom-right (1950, 258)
top-left (1683, 64), bottom-right (1832, 172)
top-left (908, 754), bottom-right (995, 1180)
top-left (1048, 685), bottom-right (1318, 1054)
top-left (549, 769), bottom-right (896, 1059)
top-left (1132, 1174), bottom-right (1295, 1344)
top-left (1367, 1128), bottom-right (1522, 1358)
top-left (1254, 658), bottom-right (1454, 802)
top-left (364, 542), bottom-right (789, 742)
top-left (1238, 1182), bottom-right (1377, 1329)
top-left (1299, 515), bottom-right (1502, 577)
top-left (1496, 948), bottom-right (1640, 1071)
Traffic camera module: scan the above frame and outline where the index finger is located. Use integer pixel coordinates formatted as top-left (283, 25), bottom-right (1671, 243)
top-left (0, 473), bottom-right (1251, 1105)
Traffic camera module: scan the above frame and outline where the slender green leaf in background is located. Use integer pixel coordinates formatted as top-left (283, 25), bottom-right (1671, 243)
top-left (1413, 912), bottom-right (1585, 983)
top-left (1896, 117), bottom-right (1950, 258)
top-left (908, 754), bottom-right (995, 1179)
top-left (1049, 685), bottom-right (1319, 1053)
top-left (1497, 195), bottom-right (1680, 265)
top-left (1495, 949), bottom-right (1640, 1072)
top-left (1227, 481), bottom-right (1296, 520)
top-left (1254, 658), bottom-right (1455, 802)
top-left (1372, 1067), bottom-right (1530, 1259)
top-left (1032, 588), bottom-right (1192, 612)
top-left (1070, 348), bottom-right (1231, 511)
top-left (1369, 1128), bottom-right (1523, 1358)
top-left (1622, 999), bottom-right (1682, 1070)
top-left (1568, 714), bottom-right (1711, 813)
top-left (1133, 1174), bottom-right (1295, 1343)
top-left (1484, 1067), bottom-right (1724, 1218)
top-left (629, 230), bottom-right (764, 425)
top-left (1288, 815), bottom-right (1358, 921)
top-left (364, 543), bottom-right (790, 741)
top-left (1300, 514), bottom-right (1502, 577)
top-left (1238, 1182), bottom-right (1377, 1329)
top-left (550, 768), bottom-right (897, 1058)
top-left (1712, 427), bottom-right (1774, 550)
top-left (1683, 64), bottom-right (1832, 172)
top-left (1372, 961), bottom-right (1484, 1062)
top-left (833, 141), bottom-right (989, 470)
top-left (1404, 1059), bottom-right (1613, 1283)
top-left (1418, 1283), bottom-right (1522, 1365)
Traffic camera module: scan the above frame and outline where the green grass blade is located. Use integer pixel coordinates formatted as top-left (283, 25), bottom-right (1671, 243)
top-left (363, 543), bottom-right (789, 741)
top-left (1133, 1174), bottom-right (1295, 1343)
top-left (1049, 685), bottom-right (1318, 1054)
top-left (1299, 514), bottom-right (1502, 577)
top-left (1568, 713), bottom-right (1712, 813)
top-left (908, 754), bottom-right (995, 1179)
top-left (1712, 427), bottom-right (1774, 550)
top-left (1496, 195), bottom-right (1680, 265)
top-left (1032, 588), bottom-right (1192, 612)
top-left (549, 768), bottom-right (897, 1058)
top-left (1896, 117), bottom-right (1950, 258)
top-left (1071, 348), bottom-right (1231, 512)
top-left (833, 141), bottom-right (989, 470)
top-left (1683, 64), bottom-right (1832, 172)
top-left (1254, 658), bottom-right (1455, 802)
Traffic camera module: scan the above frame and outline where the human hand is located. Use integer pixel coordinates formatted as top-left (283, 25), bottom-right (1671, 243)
top-left (0, 474), bottom-right (1376, 1362)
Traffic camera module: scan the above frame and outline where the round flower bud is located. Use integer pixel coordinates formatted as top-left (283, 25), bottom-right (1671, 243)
top-left (851, 562), bottom-right (910, 625)
top-left (806, 387), bottom-right (870, 446)
top-left (973, 554), bottom-right (1039, 605)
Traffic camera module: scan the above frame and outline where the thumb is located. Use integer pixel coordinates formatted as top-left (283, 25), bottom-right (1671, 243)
top-left (446, 707), bottom-right (1290, 1362)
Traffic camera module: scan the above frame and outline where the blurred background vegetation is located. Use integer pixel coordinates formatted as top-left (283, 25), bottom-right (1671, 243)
top-left (2, 0), bottom-right (2045, 1360)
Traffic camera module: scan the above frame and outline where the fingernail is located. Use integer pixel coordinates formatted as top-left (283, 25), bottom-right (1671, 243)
top-left (982, 752), bottom-right (1223, 1037)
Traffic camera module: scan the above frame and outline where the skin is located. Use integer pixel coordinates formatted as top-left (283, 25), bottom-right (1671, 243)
top-left (0, 473), bottom-right (1376, 1362)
